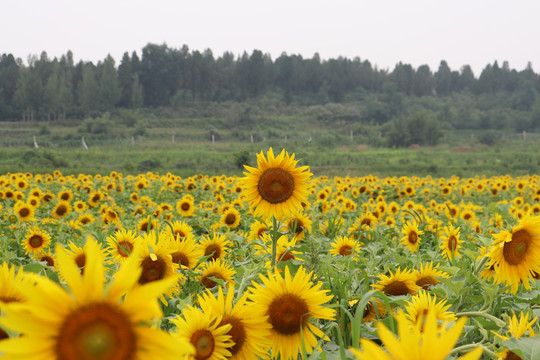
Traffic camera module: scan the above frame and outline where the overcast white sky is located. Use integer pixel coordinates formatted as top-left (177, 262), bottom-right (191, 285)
top-left (1, 0), bottom-right (539, 76)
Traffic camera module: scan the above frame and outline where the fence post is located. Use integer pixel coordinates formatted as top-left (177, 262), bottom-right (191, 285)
top-left (82, 137), bottom-right (88, 150)
top-left (33, 136), bottom-right (38, 149)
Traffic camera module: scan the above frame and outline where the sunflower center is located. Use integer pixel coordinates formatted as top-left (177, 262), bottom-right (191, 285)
top-left (171, 251), bottom-right (190, 267)
top-left (268, 293), bottom-right (309, 335)
top-left (204, 244), bottom-right (221, 260)
top-left (116, 241), bottom-right (133, 258)
top-left (181, 202), bottom-right (191, 211)
top-left (61, 193), bottom-right (70, 201)
top-left (503, 230), bottom-right (532, 265)
top-left (76, 254), bottom-right (86, 274)
top-left (19, 207), bottom-right (30, 217)
top-left (257, 168), bottom-right (295, 204)
top-left (56, 205), bottom-right (68, 216)
top-left (289, 220), bottom-right (304, 234)
top-left (339, 245), bottom-right (353, 256)
top-left (190, 329), bottom-right (215, 360)
top-left (200, 272), bottom-right (225, 289)
top-left (40, 255), bottom-right (55, 267)
top-left (0, 328), bottom-right (9, 340)
top-left (29, 235), bottom-right (44, 248)
top-left (225, 214), bottom-right (237, 226)
top-left (383, 280), bottom-right (410, 296)
top-left (448, 236), bottom-right (457, 251)
top-left (505, 351), bottom-right (523, 360)
top-left (175, 230), bottom-right (186, 239)
top-left (56, 303), bottom-right (136, 360)
top-left (416, 276), bottom-right (439, 290)
top-left (408, 232), bottom-right (418, 244)
top-left (220, 316), bottom-right (246, 355)
top-left (256, 227), bottom-right (268, 239)
top-left (138, 256), bottom-right (165, 284)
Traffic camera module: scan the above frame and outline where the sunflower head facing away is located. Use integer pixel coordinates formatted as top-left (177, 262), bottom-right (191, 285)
top-left (242, 148), bottom-right (312, 220)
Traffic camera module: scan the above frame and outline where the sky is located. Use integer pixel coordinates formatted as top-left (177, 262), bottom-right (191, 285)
top-left (1, 0), bottom-right (539, 76)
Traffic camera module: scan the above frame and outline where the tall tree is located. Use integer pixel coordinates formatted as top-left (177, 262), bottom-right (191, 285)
top-left (99, 55), bottom-right (121, 111)
top-left (78, 64), bottom-right (100, 114)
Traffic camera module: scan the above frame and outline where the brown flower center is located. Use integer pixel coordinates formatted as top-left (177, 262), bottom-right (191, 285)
top-left (56, 303), bottom-right (136, 360)
top-left (181, 202), bottom-right (191, 211)
top-left (29, 235), bottom-right (44, 248)
top-left (190, 329), bottom-right (214, 360)
top-left (204, 244), bottom-right (221, 261)
top-left (408, 232), bottom-right (418, 244)
top-left (257, 168), bottom-right (295, 204)
top-left (40, 255), bottom-right (55, 267)
top-left (138, 256), bottom-right (165, 284)
top-left (220, 316), bottom-right (246, 356)
top-left (116, 241), bottom-right (133, 258)
top-left (503, 229), bottom-right (532, 265)
top-left (56, 204), bottom-right (68, 216)
top-left (416, 276), bottom-right (439, 290)
top-left (268, 293), bottom-right (309, 335)
top-left (200, 272), bottom-right (225, 289)
top-left (383, 280), bottom-right (411, 296)
top-left (256, 227), bottom-right (268, 239)
top-left (448, 235), bottom-right (457, 251)
top-left (75, 254), bottom-right (86, 274)
top-left (171, 251), bottom-right (190, 267)
top-left (19, 207), bottom-right (30, 218)
top-left (339, 245), bottom-right (353, 256)
top-left (224, 214), bottom-right (237, 226)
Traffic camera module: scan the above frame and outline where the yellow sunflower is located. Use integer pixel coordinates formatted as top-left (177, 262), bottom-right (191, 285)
top-left (198, 259), bottom-right (236, 289)
top-left (106, 229), bottom-right (140, 263)
top-left (176, 196), bottom-right (196, 217)
top-left (282, 211), bottom-right (312, 241)
top-left (168, 236), bottom-right (203, 270)
top-left (32, 249), bottom-right (57, 269)
top-left (0, 262), bottom-right (28, 310)
top-left (486, 215), bottom-right (540, 293)
top-left (242, 147), bottom-right (312, 220)
top-left (200, 233), bottom-right (232, 262)
top-left (356, 296), bottom-right (387, 323)
top-left (13, 201), bottom-right (35, 221)
top-left (440, 223), bottom-right (462, 260)
top-left (198, 286), bottom-right (272, 359)
top-left (400, 220), bottom-right (423, 253)
top-left (404, 290), bottom-right (457, 330)
top-left (0, 237), bottom-right (194, 359)
top-left (248, 220), bottom-right (269, 242)
top-left (247, 266), bottom-right (334, 360)
top-left (493, 311), bottom-right (537, 360)
top-left (172, 306), bottom-right (233, 360)
top-left (22, 226), bottom-right (51, 255)
top-left (372, 267), bottom-right (421, 296)
top-left (414, 261), bottom-right (450, 290)
top-left (76, 212), bottom-right (96, 226)
top-left (167, 220), bottom-right (194, 241)
top-left (51, 200), bottom-right (71, 218)
top-left (137, 217), bottom-right (157, 233)
top-left (350, 310), bottom-right (482, 360)
top-left (221, 207), bottom-right (241, 229)
top-left (329, 236), bottom-right (361, 258)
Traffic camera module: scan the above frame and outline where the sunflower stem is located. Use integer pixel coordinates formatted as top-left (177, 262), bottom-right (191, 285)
top-left (271, 216), bottom-right (279, 269)
top-left (455, 311), bottom-right (506, 327)
top-left (449, 344), bottom-right (493, 357)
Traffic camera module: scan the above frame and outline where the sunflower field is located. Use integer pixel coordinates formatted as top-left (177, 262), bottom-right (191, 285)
top-left (0, 148), bottom-right (539, 360)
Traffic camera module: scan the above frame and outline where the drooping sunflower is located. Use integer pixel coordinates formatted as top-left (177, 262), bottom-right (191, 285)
top-left (440, 223), bottom-right (462, 260)
top-left (200, 233), bottom-right (232, 262)
top-left (198, 259), bottom-right (236, 289)
top-left (372, 267), bottom-right (421, 296)
top-left (172, 306), bottom-right (233, 360)
top-left (198, 286), bottom-right (272, 359)
top-left (350, 310), bottom-right (482, 360)
top-left (242, 148), bottom-right (312, 220)
top-left (221, 207), bottom-right (241, 229)
top-left (404, 290), bottom-right (457, 330)
top-left (106, 229), bottom-right (140, 263)
top-left (329, 236), bottom-right (361, 258)
top-left (414, 261), bottom-right (450, 290)
top-left (13, 200), bottom-right (35, 221)
top-left (486, 215), bottom-right (540, 293)
top-left (22, 226), bottom-right (51, 255)
top-left (400, 220), bottom-right (423, 253)
top-left (51, 200), bottom-right (71, 218)
top-left (248, 220), bottom-right (269, 242)
top-left (0, 237), bottom-right (194, 359)
top-left (247, 266), bottom-right (335, 360)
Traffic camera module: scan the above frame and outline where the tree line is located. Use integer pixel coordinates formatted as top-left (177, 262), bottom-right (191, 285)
top-left (1, 43), bottom-right (539, 131)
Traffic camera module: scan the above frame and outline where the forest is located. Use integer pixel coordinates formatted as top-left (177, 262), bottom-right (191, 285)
top-left (1, 43), bottom-right (540, 148)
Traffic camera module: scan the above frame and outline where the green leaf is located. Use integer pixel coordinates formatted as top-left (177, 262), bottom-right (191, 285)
top-left (22, 262), bottom-right (47, 273)
top-left (502, 336), bottom-right (540, 360)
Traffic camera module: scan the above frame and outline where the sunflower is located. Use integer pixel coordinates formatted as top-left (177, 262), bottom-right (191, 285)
top-left (198, 259), bottom-right (236, 289)
top-left (65, 239), bottom-right (108, 275)
top-left (399, 220), bottom-right (423, 253)
top-left (440, 223), bottom-right (462, 260)
top-left (0, 262), bottom-right (28, 310)
top-left (493, 312), bottom-right (537, 360)
top-left (0, 237), bottom-right (194, 359)
top-left (101, 207), bottom-right (121, 225)
top-left (350, 310), bottom-right (482, 360)
top-left (135, 231), bottom-right (180, 303)
top-left (329, 236), bottom-right (361, 258)
top-left (198, 286), bottom-right (272, 359)
top-left (88, 190), bottom-right (104, 207)
top-left (166, 220), bottom-right (193, 242)
top-left (414, 261), bottom-right (450, 290)
top-left (259, 233), bottom-right (299, 268)
top-left (247, 266), bottom-right (334, 360)
top-left (172, 306), bottom-right (233, 360)
top-left (221, 207), bottom-right (241, 229)
top-left (58, 189), bottom-right (73, 202)
top-left (168, 236), bottom-right (203, 269)
top-left (76, 212), bottom-right (96, 226)
top-left (486, 215), bottom-right (540, 293)
top-left (372, 267), bottom-right (421, 296)
top-left (51, 200), bottom-right (71, 218)
top-left (242, 148), bottom-right (312, 220)
top-left (404, 291), bottom-right (457, 330)
top-left (137, 217), bottom-right (157, 233)
top-left (32, 249), bottom-right (57, 269)
top-left (13, 200), bottom-right (35, 222)
top-left (22, 226), bottom-right (51, 255)
top-left (200, 233), bottom-right (232, 261)
top-left (106, 229), bottom-right (140, 263)
top-left (359, 297), bottom-right (388, 323)
top-left (282, 211), bottom-right (312, 241)
top-left (248, 220), bottom-right (269, 242)
top-left (176, 196), bottom-right (196, 217)
top-left (27, 195), bottom-right (40, 208)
